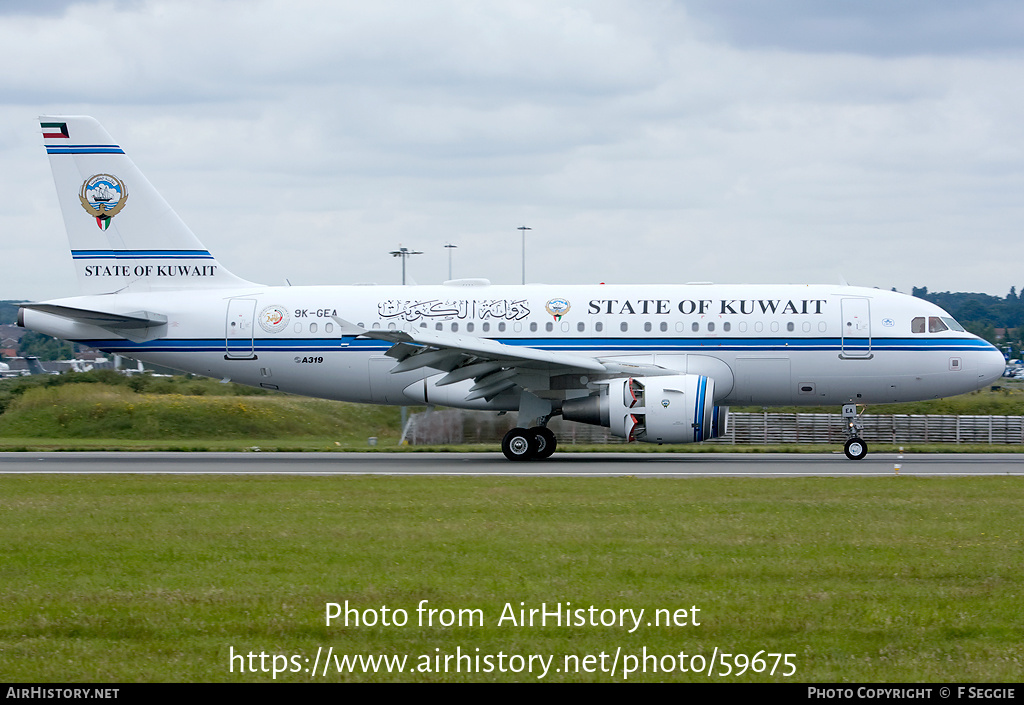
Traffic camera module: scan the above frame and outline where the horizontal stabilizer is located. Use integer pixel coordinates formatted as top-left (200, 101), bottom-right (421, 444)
top-left (21, 303), bottom-right (167, 330)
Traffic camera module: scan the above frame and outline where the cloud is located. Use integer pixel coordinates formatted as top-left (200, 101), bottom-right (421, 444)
top-left (2, 0), bottom-right (1023, 300)
top-left (684, 0), bottom-right (1024, 56)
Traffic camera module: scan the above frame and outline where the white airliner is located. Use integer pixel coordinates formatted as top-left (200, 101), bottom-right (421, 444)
top-left (20, 116), bottom-right (1005, 460)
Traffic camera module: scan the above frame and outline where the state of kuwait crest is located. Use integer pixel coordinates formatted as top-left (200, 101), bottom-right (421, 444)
top-left (79, 174), bottom-right (128, 230)
top-left (545, 298), bottom-right (571, 321)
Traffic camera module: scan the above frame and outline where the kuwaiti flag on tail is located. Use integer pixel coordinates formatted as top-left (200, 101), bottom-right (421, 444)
top-left (40, 121), bottom-right (69, 139)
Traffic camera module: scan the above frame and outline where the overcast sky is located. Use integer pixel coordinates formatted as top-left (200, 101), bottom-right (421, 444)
top-left (2, 0), bottom-right (1023, 300)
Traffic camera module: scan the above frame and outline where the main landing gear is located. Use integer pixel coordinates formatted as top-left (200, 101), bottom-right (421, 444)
top-left (501, 426), bottom-right (557, 461)
top-left (842, 403), bottom-right (868, 460)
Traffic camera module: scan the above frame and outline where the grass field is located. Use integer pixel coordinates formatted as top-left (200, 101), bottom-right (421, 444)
top-left (1, 475), bottom-right (1021, 682)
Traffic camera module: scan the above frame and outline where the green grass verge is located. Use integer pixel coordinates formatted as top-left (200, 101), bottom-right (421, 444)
top-left (0, 383), bottom-right (403, 443)
top-left (1, 476), bottom-right (1021, 682)
top-left (1, 376), bottom-right (1023, 453)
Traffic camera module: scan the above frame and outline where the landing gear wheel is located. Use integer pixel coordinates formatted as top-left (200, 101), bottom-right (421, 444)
top-left (844, 437), bottom-right (868, 460)
top-left (532, 427), bottom-right (557, 460)
top-left (502, 427), bottom-right (536, 461)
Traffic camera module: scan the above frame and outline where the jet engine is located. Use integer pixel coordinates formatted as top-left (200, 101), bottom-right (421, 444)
top-left (562, 375), bottom-right (728, 444)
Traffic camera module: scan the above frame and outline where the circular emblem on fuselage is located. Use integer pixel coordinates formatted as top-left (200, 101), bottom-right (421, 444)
top-left (258, 305), bottom-right (290, 333)
top-left (661, 399), bottom-right (670, 408)
top-left (79, 174), bottom-right (128, 230)
top-left (545, 298), bottom-right (571, 321)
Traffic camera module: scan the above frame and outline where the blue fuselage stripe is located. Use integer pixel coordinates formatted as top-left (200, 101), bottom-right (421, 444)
top-left (68, 335), bottom-right (996, 355)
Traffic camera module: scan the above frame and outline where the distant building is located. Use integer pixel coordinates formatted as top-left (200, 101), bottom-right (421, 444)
top-left (0, 324), bottom-right (26, 346)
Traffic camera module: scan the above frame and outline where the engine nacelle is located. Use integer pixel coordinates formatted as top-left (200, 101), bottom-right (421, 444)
top-left (562, 374), bottom-right (728, 444)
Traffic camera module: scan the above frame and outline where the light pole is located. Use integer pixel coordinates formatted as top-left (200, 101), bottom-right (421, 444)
top-left (389, 245), bottom-right (423, 285)
top-left (518, 226), bottom-right (531, 284)
top-left (388, 245), bottom-right (423, 443)
top-left (444, 243), bottom-right (457, 280)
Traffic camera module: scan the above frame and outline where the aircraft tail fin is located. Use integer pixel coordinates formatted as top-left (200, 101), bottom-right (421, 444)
top-left (39, 116), bottom-right (257, 295)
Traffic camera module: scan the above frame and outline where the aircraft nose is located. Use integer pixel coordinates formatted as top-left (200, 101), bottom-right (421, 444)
top-left (977, 345), bottom-right (1006, 387)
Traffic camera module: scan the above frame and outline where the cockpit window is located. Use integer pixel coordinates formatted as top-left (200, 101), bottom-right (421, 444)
top-left (941, 317), bottom-right (965, 332)
top-left (913, 315), bottom-right (964, 334)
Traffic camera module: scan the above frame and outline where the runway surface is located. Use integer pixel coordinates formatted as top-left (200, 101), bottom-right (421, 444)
top-left (2, 451), bottom-right (1024, 476)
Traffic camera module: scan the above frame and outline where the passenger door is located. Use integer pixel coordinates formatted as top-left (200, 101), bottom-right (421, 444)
top-left (841, 298), bottom-right (871, 358)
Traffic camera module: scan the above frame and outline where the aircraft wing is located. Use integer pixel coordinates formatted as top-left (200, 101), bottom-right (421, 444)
top-left (338, 317), bottom-right (673, 401)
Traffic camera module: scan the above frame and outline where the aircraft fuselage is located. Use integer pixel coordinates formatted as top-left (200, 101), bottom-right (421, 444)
top-left (22, 282), bottom-right (1005, 410)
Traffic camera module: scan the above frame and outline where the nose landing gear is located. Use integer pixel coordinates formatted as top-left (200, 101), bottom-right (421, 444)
top-left (842, 403), bottom-right (868, 460)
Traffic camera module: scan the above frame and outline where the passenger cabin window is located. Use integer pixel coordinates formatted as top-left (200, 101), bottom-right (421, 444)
top-left (620, 322), bottom-right (628, 332)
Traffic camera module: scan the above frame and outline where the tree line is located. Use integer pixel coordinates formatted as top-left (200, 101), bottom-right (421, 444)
top-left (911, 287), bottom-right (1023, 358)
